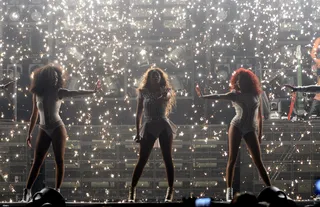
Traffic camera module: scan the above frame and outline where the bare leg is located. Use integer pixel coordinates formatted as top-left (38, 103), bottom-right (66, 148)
top-left (26, 129), bottom-right (52, 189)
top-left (51, 125), bottom-right (68, 189)
top-left (158, 131), bottom-right (174, 188)
top-left (226, 125), bottom-right (242, 188)
top-left (243, 131), bottom-right (271, 186)
top-left (131, 134), bottom-right (157, 188)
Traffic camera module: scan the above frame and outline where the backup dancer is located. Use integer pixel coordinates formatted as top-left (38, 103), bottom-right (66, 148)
top-left (23, 64), bottom-right (101, 201)
top-left (196, 68), bottom-right (271, 201)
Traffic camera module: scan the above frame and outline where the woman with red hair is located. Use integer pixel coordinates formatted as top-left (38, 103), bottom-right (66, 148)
top-left (196, 68), bottom-right (271, 201)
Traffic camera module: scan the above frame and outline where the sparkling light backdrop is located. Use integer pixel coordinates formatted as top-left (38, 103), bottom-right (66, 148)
top-left (0, 0), bottom-right (319, 201)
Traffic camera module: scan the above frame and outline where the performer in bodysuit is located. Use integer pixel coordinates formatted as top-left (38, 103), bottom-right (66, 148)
top-left (128, 67), bottom-right (177, 202)
top-left (22, 64), bottom-right (101, 201)
top-left (308, 37), bottom-right (320, 118)
top-left (196, 68), bottom-right (271, 201)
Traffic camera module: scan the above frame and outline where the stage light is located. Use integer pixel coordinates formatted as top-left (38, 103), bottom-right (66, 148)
top-left (270, 100), bottom-right (279, 111)
top-left (101, 46), bottom-right (114, 65)
top-left (236, 59), bottom-right (253, 70)
top-left (28, 64), bottom-right (44, 76)
top-left (6, 64), bottom-right (22, 79)
top-left (216, 8), bottom-right (228, 21)
top-left (279, 22), bottom-right (302, 32)
top-left (163, 7), bottom-right (187, 29)
top-left (164, 19), bottom-right (186, 29)
top-left (102, 76), bottom-right (121, 96)
top-left (130, 19), bottom-right (153, 30)
top-left (61, 11), bottom-right (85, 30)
top-left (66, 76), bottom-right (81, 91)
top-left (215, 64), bottom-right (230, 81)
top-left (67, 47), bottom-right (84, 61)
top-left (167, 46), bottom-right (187, 68)
top-left (131, 8), bottom-right (154, 18)
top-left (280, 0), bottom-right (304, 20)
top-left (8, 7), bottom-right (21, 22)
top-left (170, 75), bottom-right (184, 92)
top-left (30, 7), bottom-right (42, 22)
top-left (239, 10), bottom-right (250, 21)
top-left (311, 0), bottom-right (320, 19)
top-left (130, 8), bottom-right (154, 29)
top-left (133, 46), bottom-right (150, 67)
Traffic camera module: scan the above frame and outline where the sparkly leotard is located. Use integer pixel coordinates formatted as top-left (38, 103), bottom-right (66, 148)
top-left (138, 88), bottom-right (177, 139)
top-left (230, 92), bottom-right (260, 136)
top-left (36, 92), bottom-right (64, 138)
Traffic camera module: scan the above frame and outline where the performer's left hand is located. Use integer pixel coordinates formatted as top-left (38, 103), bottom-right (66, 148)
top-left (157, 88), bottom-right (170, 100)
top-left (283, 84), bottom-right (297, 92)
top-left (1, 80), bottom-right (14, 90)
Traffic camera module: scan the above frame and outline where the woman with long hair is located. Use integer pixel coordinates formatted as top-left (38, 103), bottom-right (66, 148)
top-left (22, 64), bottom-right (101, 201)
top-left (196, 68), bottom-right (271, 201)
top-left (128, 67), bottom-right (177, 202)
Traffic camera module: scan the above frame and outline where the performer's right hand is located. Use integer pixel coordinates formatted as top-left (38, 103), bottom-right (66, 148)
top-left (195, 85), bottom-right (203, 97)
top-left (283, 84), bottom-right (297, 92)
top-left (134, 134), bottom-right (142, 143)
top-left (26, 135), bottom-right (32, 148)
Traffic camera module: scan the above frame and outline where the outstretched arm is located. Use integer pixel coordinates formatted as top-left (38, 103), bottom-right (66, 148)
top-left (195, 85), bottom-right (235, 100)
top-left (284, 84), bottom-right (320, 93)
top-left (201, 92), bottom-right (235, 100)
top-left (158, 88), bottom-right (173, 100)
top-left (0, 81), bottom-right (14, 90)
top-left (58, 80), bottom-right (101, 98)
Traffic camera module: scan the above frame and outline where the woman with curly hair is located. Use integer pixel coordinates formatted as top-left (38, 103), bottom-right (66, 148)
top-left (22, 64), bottom-right (101, 202)
top-left (196, 68), bottom-right (271, 201)
top-left (128, 67), bottom-right (177, 202)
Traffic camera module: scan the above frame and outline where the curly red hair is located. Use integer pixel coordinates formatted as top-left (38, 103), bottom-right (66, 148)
top-left (230, 68), bottom-right (262, 95)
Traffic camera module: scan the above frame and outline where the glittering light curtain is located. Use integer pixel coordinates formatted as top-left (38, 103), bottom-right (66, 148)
top-left (0, 0), bottom-right (319, 202)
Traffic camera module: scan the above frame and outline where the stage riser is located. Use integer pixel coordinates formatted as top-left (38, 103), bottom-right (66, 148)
top-left (0, 121), bottom-right (318, 202)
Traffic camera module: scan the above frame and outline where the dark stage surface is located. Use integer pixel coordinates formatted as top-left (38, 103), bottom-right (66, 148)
top-left (0, 200), bottom-right (317, 207)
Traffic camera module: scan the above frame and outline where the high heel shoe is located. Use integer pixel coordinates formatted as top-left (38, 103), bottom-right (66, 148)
top-left (128, 186), bottom-right (136, 203)
top-left (164, 187), bottom-right (174, 202)
top-left (21, 188), bottom-right (32, 202)
top-left (226, 187), bottom-right (233, 202)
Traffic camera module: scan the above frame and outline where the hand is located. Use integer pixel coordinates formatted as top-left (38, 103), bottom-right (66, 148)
top-left (94, 80), bottom-right (101, 92)
top-left (133, 134), bottom-right (142, 143)
top-left (283, 84), bottom-right (297, 92)
top-left (1, 80), bottom-right (14, 89)
top-left (26, 135), bottom-right (32, 148)
top-left (195, 85), bottom-right (203, 97)
top-left (157, 88), bottom-right (170, 100)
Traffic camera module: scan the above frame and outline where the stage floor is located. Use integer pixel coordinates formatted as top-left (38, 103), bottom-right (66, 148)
top-left (0, 200), bottom-right (316, 207)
